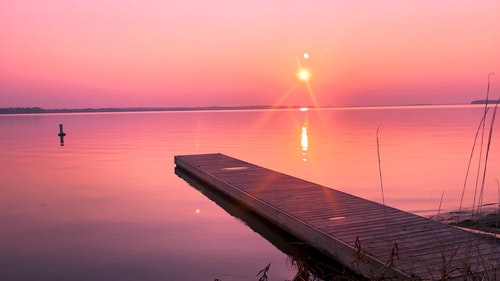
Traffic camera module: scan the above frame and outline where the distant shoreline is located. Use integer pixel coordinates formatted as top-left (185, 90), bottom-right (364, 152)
top-left (0, 103), bottom-right (483, 115)
top-left (470, 99), bottom-right (500, 105)
top-left (0, 105), bottom-right (298, 114)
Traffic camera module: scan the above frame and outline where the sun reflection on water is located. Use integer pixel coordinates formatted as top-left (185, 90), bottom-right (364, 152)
top-left (301, 124), bottom-right (308, 161)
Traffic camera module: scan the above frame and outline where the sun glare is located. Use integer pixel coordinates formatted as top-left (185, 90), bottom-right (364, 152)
top-left (299, 70), bottom-right (310, 81)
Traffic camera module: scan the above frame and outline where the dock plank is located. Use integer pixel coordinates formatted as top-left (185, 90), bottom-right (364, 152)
top-left (174, 153), bottom-right (500, 280)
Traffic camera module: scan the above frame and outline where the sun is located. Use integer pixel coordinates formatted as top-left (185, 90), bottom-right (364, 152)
top-left (298, 70), bottom-right (310, 81)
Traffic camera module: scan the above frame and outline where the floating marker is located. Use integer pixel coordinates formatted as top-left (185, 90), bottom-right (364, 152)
top-left (58, 124), bottom-right (66, 146)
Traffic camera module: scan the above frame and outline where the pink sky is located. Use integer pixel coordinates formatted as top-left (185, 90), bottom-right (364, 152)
top-left (1, 0), bottom-right (499, 108)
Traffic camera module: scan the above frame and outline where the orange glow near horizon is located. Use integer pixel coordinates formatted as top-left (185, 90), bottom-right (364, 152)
top-left (0, 1), bottom-right (499, 108)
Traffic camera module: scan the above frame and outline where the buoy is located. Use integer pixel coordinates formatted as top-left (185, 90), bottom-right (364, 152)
top-left (58, 124), bottom-right (66, 137)
top-left (58, 124), bottom-right (66, 146)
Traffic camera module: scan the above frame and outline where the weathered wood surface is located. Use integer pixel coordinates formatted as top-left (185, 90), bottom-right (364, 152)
top-left (174, 153), bottom-right (500, 280)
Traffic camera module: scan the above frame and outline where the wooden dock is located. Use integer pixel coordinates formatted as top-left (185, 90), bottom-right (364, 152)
top-left (174, 153), bottom-right (500, 280)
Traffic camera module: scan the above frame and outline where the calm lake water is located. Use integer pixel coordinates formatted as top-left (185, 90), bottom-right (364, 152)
top-left (1, 105), bottom-right (499, 280)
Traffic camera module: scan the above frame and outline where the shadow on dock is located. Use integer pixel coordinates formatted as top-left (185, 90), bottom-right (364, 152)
top-left (175, 167), bottom-right (367, 281)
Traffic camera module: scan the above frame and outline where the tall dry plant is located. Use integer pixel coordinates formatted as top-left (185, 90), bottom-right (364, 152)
top-left (458, 73), bottom-right (498, 224)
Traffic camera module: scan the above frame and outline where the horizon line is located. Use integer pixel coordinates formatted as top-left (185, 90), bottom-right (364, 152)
top-left (1, 101), bottom-right (493, 115)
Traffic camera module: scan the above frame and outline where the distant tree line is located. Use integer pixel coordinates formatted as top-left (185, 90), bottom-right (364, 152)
top-left (0, 107), bottom-right (47, 114)
top-left (471, 100), bottom-right (500, 105)
top-left (0, 107), bottom-right (166, 114)
top-left (0, 105), bottom-right (301, 114)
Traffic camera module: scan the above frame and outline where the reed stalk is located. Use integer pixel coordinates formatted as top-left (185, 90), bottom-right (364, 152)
top-left (458, 73), bottom-right (496, 224)
top-left (376, 124), bottom-right (388, 230)
top-left (477, 98), bottom-right (499, 215)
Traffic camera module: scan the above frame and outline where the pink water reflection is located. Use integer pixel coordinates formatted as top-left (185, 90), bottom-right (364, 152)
top-left (287, 105), bottom-right (498, 214)
top-left (1, 106), bottom-right (499, 279)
